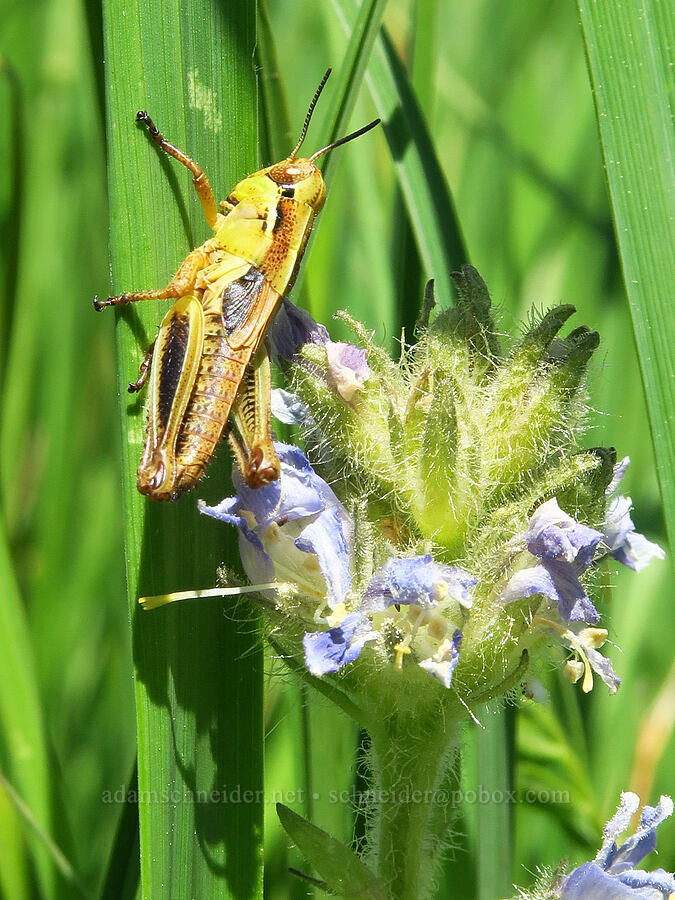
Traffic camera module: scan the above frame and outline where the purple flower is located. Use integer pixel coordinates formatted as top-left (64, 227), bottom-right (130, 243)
top-left (202, 442), bottom-right (476, 687)
top-left (419, 630), bottom-right (463, 688)
top-left (602, 459), bottom-right (665, 572)
top-left (266, 299), bottom-right (330, 365)
top-left (500, 498), bottom-right (603, 623)
top-left (325, 341), bottom-right (370, 402)
top-left (561, 793), bottom-right (675, 898)
top-left (364, 556), bottom-right (475, 611)
top-left (199, 442), bottom-right (352, 612)
top-left (303, 555), bottom-right (475, 685)
top-left (266, 298), bottom-right (370, 402)
top-left (270, 388), bottom-right (313, 426)
top-left (303, 611), bottom-right (377, 676)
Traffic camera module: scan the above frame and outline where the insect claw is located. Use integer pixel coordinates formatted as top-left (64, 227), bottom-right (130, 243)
top-left (93, 295), bottom-right (104, 312)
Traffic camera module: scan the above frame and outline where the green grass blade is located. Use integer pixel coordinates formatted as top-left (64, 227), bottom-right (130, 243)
top-left (0, 55), bottom-right (23, 390)
top-left (0, 780), bottom-right (30, 900)
top-left (102, 1), bottom-right (263, 896)
top-left (0, 770), bottom-right (90, 899)
top-left (99, 763), bottom-right (140, 900)
top-left (331, 0), bottom-right (468, 309)
top-left (316, 0), bottom-right (388, 188)
top-left (475, 708), bottom-right (513, 899)
top-left (0, 518), bottom-right (55, 897)
top-left (256, 0), bottom-right (293, 165)
top-left (577, 0), bottom-right (675, 549)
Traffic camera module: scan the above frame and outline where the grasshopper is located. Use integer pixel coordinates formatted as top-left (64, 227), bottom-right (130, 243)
top-left (95, 70), bottom-right (379, 501)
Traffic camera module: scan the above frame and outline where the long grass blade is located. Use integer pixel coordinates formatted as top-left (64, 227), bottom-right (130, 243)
top-left (0, 518), bottom-right (55, 897)
top-left (577, 0), bottom-right (675, 550)
top-left (0, 770), bottom-right (90, 899)
top-left (330, 0), bottom-right (468, 309)
top-left (316, 0), bottom-right (388, 188)
top-left (102, 0), bottom-right (263, 895)
top-left (475, 707), bottom-right (513, 899)
top-left (99, 763), bottom-right (140, 900)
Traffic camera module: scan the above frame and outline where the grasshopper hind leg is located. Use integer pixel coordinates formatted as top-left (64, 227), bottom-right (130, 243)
top-left (229, 346), bottom-right (280, 488)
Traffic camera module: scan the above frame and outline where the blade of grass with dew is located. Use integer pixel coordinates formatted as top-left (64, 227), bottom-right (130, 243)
top-left (330, 0), bottom-right (469, 309)
top-left (102, 0), bottom-right (263, 895)
top-left (577, 0), bottom-right (675, 549)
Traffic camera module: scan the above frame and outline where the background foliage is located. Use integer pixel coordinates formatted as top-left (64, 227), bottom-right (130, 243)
top-left (0, 0), bottom-right (672, 897)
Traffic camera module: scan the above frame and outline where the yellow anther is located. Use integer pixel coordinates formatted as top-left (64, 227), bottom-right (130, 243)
top-left (326, 602), bottom-right (347, 628)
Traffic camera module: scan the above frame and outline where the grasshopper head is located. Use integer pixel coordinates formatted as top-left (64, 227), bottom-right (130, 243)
top-left (262, 69), bottom-right (379, 213)
top-left (266, 157), bottom-right (327, 212)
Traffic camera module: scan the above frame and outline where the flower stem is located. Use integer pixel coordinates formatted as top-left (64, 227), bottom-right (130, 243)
top-left (368, 708), bottom-right (462, 900)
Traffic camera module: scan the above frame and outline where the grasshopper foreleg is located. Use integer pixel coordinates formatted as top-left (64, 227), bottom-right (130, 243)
top-left (136, 110), bottom-right (218, 228)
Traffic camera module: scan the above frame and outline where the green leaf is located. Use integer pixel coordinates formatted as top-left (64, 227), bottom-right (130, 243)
top-left (99, 763), bottom-right (141, 900)
top-left (276, 803), bottom-right (387, 900)
top-left (102, 1), bottom-right (263, 896)
top-left (0, 769), bottom-right (89, 899)
top-left (577, 0), bottom-right (675, 551)
top-left (256, 0), bottom-right (293, 165)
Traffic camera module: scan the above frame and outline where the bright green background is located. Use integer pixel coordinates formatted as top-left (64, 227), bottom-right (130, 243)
top-left (0, 0), bottom-right (672, 897)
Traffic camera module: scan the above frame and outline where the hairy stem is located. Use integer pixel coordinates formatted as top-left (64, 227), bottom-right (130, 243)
top-left (368, 708), bottom-right (463, 899)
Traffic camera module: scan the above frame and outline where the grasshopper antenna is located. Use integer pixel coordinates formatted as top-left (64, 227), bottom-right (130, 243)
top-left (289, 68), bottom-right (332, 158)
top-left (309, 118), bottom-right (381, 163)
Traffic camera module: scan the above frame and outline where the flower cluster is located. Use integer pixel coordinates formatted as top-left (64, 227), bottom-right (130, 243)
top-left (199, 268), bottom-right (663, 704)
top-left (200, 442), bottom-right (475, 690)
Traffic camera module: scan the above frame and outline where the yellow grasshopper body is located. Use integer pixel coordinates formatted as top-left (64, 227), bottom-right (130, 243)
top-left (95, 70), bottom-right (378, 501)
